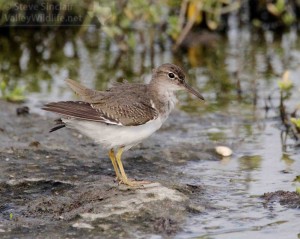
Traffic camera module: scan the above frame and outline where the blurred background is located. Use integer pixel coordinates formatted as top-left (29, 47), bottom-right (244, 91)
top-left (0, 0), bottom-right (299, 108)
top-left (0, 1), bottom-right (300, 238)
top-left (1, 0), bottom-right (300, 148)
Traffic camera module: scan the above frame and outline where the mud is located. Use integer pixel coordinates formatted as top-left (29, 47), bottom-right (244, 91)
top-left (262, 191), bottom-right (300, 209)
top-left (0, 100), bottom-right (209, 238)
top-left (1, 98), bottom-right (300, 238)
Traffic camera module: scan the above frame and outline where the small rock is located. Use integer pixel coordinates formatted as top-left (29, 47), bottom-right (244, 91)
top-left (207, 128), bottom-right (221, 133)
top-left (262, 190), bottom-right (300, 209)
top-left (16, 106), bottom-right (29, 116)
top-left (98, 224), bottom-right (111, 231)
top-left (72, 222), bottom-right (94, 229)
top-left (153, 217), bottom-right (178, 235)
top-left (187, 203), bottom-right (205, 213)
top-left (215, 146), bottom-right (232, 157)
top-left (6, 149), bottom-right (14, 154)
top-left (29, 141), bottom-right (41, 148)
top-left (80, 183), bottom-right (187, 221)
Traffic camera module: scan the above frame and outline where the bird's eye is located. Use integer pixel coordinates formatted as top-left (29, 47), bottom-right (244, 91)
top-left (168, 73), bottom-right (175, 79)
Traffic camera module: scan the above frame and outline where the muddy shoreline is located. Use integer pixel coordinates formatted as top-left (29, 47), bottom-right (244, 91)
top-left (0, 100), bottom-right (299, 238)
top-left (0, 100), bottom-right (211, 238)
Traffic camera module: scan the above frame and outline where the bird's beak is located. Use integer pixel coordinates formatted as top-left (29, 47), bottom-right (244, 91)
top-left (183, 82), bottom-right (205, 101)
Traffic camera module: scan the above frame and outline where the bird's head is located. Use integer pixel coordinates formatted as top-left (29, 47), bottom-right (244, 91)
top-left (151, 63), bottom-right (205, 101)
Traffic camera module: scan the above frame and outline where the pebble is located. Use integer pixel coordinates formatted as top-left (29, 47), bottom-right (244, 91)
top-left (215, 146), bottom-right (233, 157)
top-left (188, 204), bottom-right (205, 213)
top-left (72, 222), bottom-right (94, 229)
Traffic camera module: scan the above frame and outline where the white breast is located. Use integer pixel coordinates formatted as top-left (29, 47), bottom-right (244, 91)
top-left (166, 91), bottom-right (178, 113)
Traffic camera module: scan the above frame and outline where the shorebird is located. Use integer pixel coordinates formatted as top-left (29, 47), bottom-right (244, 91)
top-left (43, 63), bottom-right (204, 186)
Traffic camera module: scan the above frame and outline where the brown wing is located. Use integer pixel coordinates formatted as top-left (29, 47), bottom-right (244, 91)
top-left (43, 80), bottom-right (158, 126)
top-left (42, 101), bottom-right (122, 125)
top-left (90, 83), bottom-right (159, 126)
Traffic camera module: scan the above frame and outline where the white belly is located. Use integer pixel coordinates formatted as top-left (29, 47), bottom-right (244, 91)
top-left (62, 117), bottom-right (165, 151)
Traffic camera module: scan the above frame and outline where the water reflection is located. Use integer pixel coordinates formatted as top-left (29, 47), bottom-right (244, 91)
top-left (281, 153), bottom-right (295, 167)
top-left (1, 28), bottom-right (299, 108)
top-left (239, 155), bottom-right (263, 171)
top-left (1, 28), bottom-right (300, 150)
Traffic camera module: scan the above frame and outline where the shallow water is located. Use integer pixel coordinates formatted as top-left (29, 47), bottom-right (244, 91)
top-left (176, 122), bottom-right (300, 238)
top-left (1, 26), bottom-right (300, 238)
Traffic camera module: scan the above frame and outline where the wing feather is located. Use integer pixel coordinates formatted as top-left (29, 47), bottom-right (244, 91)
top-left (42, 101), bottom-right (122, 125)
top-left (43, 79), bottom-right (159, 126)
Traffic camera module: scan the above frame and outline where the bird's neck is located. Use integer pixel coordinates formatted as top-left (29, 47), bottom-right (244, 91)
top-left (148, 80), bottom-right (178, 118)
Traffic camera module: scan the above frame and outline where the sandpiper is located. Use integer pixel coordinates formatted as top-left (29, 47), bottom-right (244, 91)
top-left (43, 63), bottom-right (204, 186)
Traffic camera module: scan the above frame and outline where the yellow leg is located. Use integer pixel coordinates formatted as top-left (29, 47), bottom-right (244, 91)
top-left (115, 147), bottom-right (130, 183)
top-left (109, 149), bottom-right (122, 180)
top-left (115, 147), bottom-right (152, 187)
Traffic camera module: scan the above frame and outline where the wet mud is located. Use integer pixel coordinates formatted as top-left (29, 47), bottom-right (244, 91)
top-left (262, 191), bottom-right (300, 209)
top-left (1, 100), bottom-right (299, 238)
top-left (0, 101), bottom-right (209, 238)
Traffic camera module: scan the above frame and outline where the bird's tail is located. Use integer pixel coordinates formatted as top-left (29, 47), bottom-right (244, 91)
top-left (66, 79), bottom-right (89, 96)
top-left (49, 118), bottom-right (66, 133)
top-left (66, 79), bottom-right (101, 103)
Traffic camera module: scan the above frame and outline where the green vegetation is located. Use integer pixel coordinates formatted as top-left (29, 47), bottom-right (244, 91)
top-left (276, 71), bottom-right (300, 145)
top-left (291, 118), bottom-right (300, 133)
top-left (0, 78), bottom-right (25, 102)
top-left (0, 0), bottom-right (299, 45)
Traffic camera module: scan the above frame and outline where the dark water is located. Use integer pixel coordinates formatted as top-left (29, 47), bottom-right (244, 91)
top-left (1, 25), bottom-right (300, 238)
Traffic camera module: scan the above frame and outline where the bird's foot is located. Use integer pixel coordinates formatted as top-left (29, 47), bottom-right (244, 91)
top-left (119, 178), bottom-right (152, 188)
